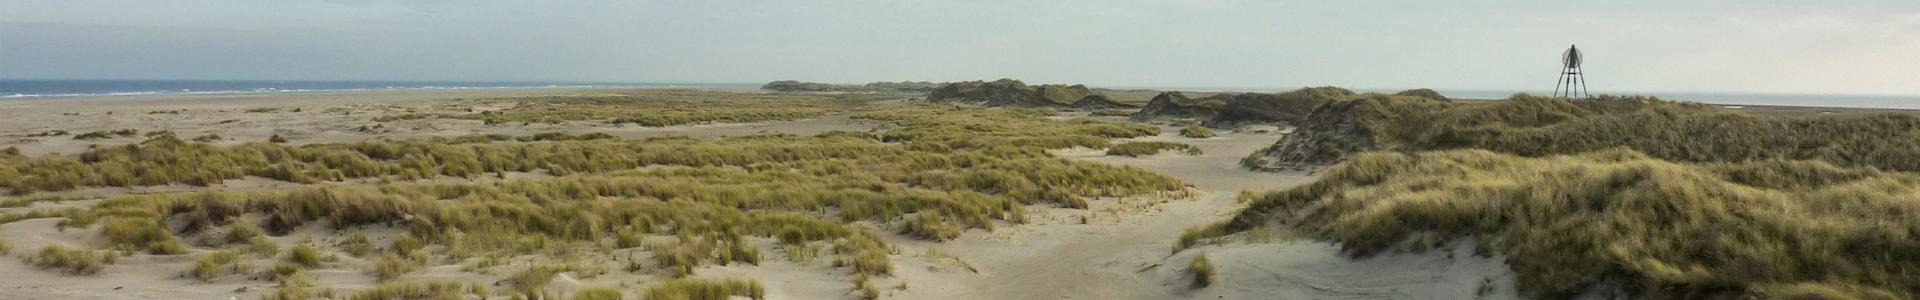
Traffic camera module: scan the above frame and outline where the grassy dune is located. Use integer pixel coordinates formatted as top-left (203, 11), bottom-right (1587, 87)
top-left (1205, 149), bottom-right (1919, 299)
top-left (0, 103), bottom-right (1187, 298)
top-left (1244, 94), bottom-right (1920, 172)
top-left (381, 90), bottom-right (880, 126)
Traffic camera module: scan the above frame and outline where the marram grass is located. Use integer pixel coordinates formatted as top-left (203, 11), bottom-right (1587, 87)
top-left (1204, 149), bottom-right (1920, 299)
top-left (0, 103), bottom-right (1188, 297)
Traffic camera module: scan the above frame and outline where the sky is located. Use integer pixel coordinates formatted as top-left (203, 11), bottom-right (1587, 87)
top-left (2, 0), bottom-right (1918, 95)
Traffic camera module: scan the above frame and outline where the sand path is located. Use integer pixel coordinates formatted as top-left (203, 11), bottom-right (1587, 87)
top-left (890, 125), bottom-right (1523, 300)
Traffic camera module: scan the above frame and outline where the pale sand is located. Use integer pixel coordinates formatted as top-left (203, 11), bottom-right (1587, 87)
top-left (0, 88), bottom-right (879, 156)
top-left (1, 89), bottom-right (1521, 299)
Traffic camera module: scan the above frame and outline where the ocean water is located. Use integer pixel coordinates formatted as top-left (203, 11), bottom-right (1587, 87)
top-left (0, 79), bottom-right (749, 98)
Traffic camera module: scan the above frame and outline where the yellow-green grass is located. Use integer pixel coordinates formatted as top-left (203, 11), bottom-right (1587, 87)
top-left (642, 277), bottom-right (766, 300)
top-left (0, 104), bottom-right (1187, 296)
top-left (32, 245), bottom-right (114, 275)
top-left (1204, 149), bottom-right (1920, 299)
top-left (344, 281), bottom-right (485, 300)
top-left (1188, 253), bottom-right (1214, 288)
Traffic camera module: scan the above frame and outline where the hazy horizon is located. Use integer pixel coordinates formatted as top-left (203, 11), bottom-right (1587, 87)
top-left (3, 1), bottom-right (1917, 95)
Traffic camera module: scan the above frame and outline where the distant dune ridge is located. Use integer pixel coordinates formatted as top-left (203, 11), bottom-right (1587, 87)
top-left (925, 79), bottom-right (1096, 107)
top-left (1241, 94), bottom-right (1920, 172)
top-left (1067, 94), bottom-right (1137, 109)
top-left (1129, 87), bottom-right (1441, 128)
top-left (760, 80), bottom-right (939, 93)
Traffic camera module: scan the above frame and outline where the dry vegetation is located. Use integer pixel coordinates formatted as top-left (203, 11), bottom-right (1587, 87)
top-left (1105, 141), bottom-right (1202, 157)
top-left (0, 100), bottom-right (1187, 298)
top-left (1199, 149), bottom-right (1919, 299)
top-left (1178, 125), bottom-right (1216, 138)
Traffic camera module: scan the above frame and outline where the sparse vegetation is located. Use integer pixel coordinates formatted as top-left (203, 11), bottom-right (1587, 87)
top-left (191, 250), bottom-right (243, 281)
top-left (1178, 125), bottom-right (1216, 138)
top-left (445, 91), bottom-right (878, 126)
top-left (1210, 149), bottom-right (1920, 299)
top-left (28, 130), bottom-right (69, 137)
top-left (572, 287), bottom-right (623, 300)
top-left (1106, 141), bottom-right (1202, 157)
top-left (344, 281), bottom-right (482, 300)
top-left (372, 254), bottom-right (420, 281)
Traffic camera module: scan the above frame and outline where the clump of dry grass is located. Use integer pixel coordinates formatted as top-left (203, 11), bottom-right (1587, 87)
top-left (1188, 253), bottom-right (1214, 288)
top-left (190, 250), bottom-right (243, 281)
top-left (344, 281), bottom-right (482, 300)
top-left (571, 287), bottom-right (623, 300)
top-left (642, 277), bottom-right (766, 300)
top-left (372, 254), bottom-right (421, 281)
top-left (1210, 149), bottom-right (1920, 299)
top-left (1106, 141), bottom-right (1201, 157)
top-left (32, 245), bottom-right (113, 275)
top-left (1178, 125), bottom-right (1216, 138)
top-left (287, 245), bottom-right (324, 267)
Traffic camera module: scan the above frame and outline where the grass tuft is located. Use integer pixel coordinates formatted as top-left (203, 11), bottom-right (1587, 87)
top-left (1106, 141), bottom-right (1201, 157)
top-left (31, 245), bottom-right (111, 275)
top-left (1178, 126), bottom-right (1216, 138)
top-left (1189, 254), bottom-right (1214, 288)
top-left (641, 277), bottom-right (766, 300)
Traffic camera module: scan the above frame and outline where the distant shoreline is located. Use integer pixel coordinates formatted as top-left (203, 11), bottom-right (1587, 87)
top-left (6, 80), bottom-right (1916, 114)
top-left (0, 79), bottom-right (757, 99)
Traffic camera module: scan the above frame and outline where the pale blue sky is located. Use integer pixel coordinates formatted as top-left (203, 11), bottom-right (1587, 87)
top-left (2, 0), bottom-right (1917, 95)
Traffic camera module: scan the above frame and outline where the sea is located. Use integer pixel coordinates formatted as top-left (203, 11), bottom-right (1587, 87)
top-left (3, 80), bottom-right (1915, 110)
top-left (0, 79), bottom-right (752, 98)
